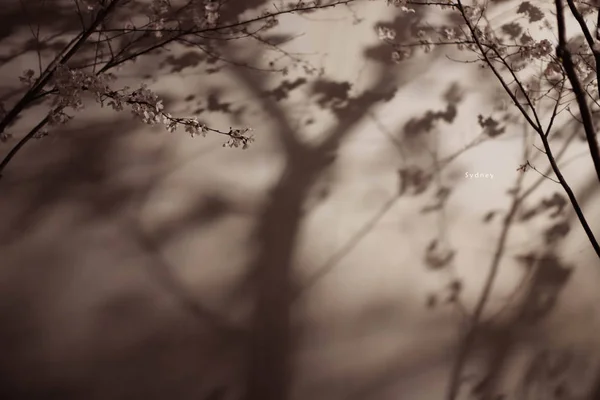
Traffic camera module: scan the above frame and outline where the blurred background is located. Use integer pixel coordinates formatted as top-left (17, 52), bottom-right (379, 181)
top-left (1, 0), bottom-right (600, 399)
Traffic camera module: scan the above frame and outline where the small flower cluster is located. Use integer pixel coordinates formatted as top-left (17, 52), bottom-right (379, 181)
top-left (544, 60), bottom-right (562, 81)
top-left (148, 0), bottom-right (170, 37)
top-left (105, 85), bottom-right (253, 147)
top-left (378, 1), bottom-right (560, 77)
top-left (519, 37), bottom-right (553, 59)
top-left (462, 4), bottom-right (484, 24)
top-left (223, 127), bottom-right (255, 149)
top-left (377, 26), bottom-right (396, 41)
top-left (204, 1), bottom-right (220, 27)
top-left (391, 48), bottom-right (412, 63)
top-left (51, 64), bottom-right (117, 110)
top-left (416, 29), bottom-right (434, 53)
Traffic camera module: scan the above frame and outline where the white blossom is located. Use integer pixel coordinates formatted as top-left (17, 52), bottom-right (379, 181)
top-left (391, 48), bottom-right (411, 63)
top-left (377, 26), bottom-right (396, 40)
top-left (531, 39), bottom-right (553, 57)
top-left (205, 1), bottom-right (220, 27)
top-left (442, 28), bottom-right (456, 40)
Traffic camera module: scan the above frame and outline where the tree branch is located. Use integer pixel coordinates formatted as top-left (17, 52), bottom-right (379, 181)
top-left (455, 0), bottom-right (543, 133)
top-left (564, 0), bottom-right (600, 98)
top-left (0, 0), bottom-right (122, 142)
top-left (555, 0), bottom-right (600, 183)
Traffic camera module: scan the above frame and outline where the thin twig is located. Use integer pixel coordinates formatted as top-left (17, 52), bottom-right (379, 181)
top-left (524, 160), bottom-right (560, 183)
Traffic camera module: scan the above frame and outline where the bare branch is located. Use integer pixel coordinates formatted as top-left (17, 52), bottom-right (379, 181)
top-left (523, 160), bottom-right (561, 183)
